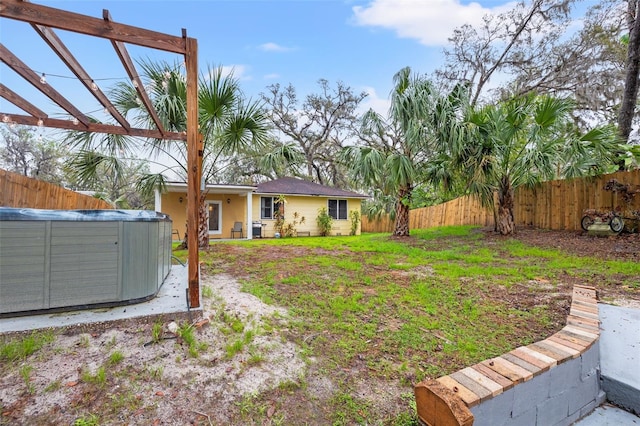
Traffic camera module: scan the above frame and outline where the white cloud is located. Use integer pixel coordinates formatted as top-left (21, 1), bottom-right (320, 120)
top-left (258, 42), bottom-right (295, 52)
top-left (352, 0), bottom-right (516, 46)
top-left (263, 73), bottom-right (281, 80)
top-left (358, 86), bottom-right (390, 117)
top-left (220, 65), bottom-right (251, 81)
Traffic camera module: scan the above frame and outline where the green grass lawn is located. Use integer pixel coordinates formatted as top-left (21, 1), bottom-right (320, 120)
top-left (177, 225), bottom-right (638, 424)
top-left (5, 226), bottom-right (637, 425)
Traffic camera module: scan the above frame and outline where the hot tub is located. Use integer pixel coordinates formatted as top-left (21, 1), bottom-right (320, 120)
top-left (0, 208), bottom-right (172, 316)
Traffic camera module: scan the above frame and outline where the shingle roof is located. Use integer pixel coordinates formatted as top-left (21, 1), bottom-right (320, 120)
top-left (256, 177), bottom-right (367, 198)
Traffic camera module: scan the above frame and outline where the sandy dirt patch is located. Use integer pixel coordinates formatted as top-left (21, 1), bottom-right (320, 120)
top-left (1, 274), bottom-right (307, 425)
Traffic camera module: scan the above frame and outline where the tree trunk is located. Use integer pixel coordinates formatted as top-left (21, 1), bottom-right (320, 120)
top-left (618, 0), bottom-right (640, 147)
top-left (393, 186), bottom-right (411, 237)
top-left (176, 193), bottom-right (209, 250)
top-left (176, 226), bottom-right (188, 250)
top-left (198, 193), bottom-right (209, 248)
top-left (497, 182), bottom-right (515, 235)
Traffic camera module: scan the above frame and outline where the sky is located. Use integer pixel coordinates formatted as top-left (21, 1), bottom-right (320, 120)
top-left (1, 0), bottom-right (601, 125)
top-left (1, 0), bottom-right (528, 120)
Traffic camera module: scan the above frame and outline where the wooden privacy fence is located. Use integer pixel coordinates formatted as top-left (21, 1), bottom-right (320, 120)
top-left (361, 169), bottom-right (640, 233)
top-left (0, 169), bottom-right (113, 210)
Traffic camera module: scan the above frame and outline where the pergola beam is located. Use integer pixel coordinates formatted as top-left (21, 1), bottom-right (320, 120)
top-left (0, 43), bottom-right (90, 127)
top-left (32, 23), bottom-right (131, 130)
top-left (103, 10), bottom-right (165, 137)
top-left (0, 83), bottom-right (47, 118)
top-left (0, 0), bottom-right (187, 53)
top-left (0, 112), bottom-right (186, 140)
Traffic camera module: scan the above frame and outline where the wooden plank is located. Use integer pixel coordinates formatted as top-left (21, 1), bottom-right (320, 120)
top-left (437, 375), bottom-right (481, 407)
top-left (544, 337), bottom-right (582, 357)
top-left (530, 341), bottom-right (573, 363)
top-left (570, 307), bottom-right (599, 321)
top-left (563, 325), bottom-right (598, 340)
top-left (511, 347), bottom-right (553, 372)
top-left (516, 345), bottom-right (557, 368)
top-left (449, 372), bottom-right (493, 402)
top-left (566, 315), bottom-right (600, 331)
top-left (481, 357), bottom-right (532, 383)
top-left (501, 353), bottom-right (542, 375)
top-left (471, 363), bottom-right (514, 391)
top-left (548, 334), bottom-right (588, 352)
top-left (459, 367), bottom-right (504, 397)
top-left (556, 330), bottom-right (593, 347)
top-left (572, 299), bottom-right (598, 312)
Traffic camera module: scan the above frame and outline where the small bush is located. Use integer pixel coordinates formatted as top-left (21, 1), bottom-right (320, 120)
top-left (316, 207), bottom-right (333, 236)
top-left (349, 210), bottom-right (360, 236)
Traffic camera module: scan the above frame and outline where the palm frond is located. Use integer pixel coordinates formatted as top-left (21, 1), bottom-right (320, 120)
top-left (137, 173), bottom-right (167, 199)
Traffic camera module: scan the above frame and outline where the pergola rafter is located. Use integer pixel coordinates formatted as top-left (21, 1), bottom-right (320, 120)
top-left (0, 43), bottom-right (91, 127)
top-left (0, 0), bottom-right (202, 308)
top-left (0, 83), bottom-right (47, 118)
top-left (31, 22), bottom-right (131, 130)
top-left (104, 9), bottom-right (166, 137)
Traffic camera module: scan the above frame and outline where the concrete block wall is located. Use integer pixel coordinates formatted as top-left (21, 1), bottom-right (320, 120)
top-left (414, 285), bottom-right (602, 426)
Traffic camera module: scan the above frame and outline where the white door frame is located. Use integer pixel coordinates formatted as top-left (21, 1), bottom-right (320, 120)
top-left (207, 200), bottom-right (222, 235)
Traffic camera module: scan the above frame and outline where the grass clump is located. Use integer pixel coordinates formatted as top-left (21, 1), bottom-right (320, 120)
top-left (176, 322), bottom-right (207, 358)
top-left (0, 330), bottom-right (54, 362)
top-left (151, 321), bottom-right (163, 343)
top-left (20, 364), bottom-right (35, 394)
top-left (81, 366), bottom-right (106, 387)
top-left (202, 285), bottom-right (214, 298)
top-left (224, 330), bottom-right (256, 359)
top-left (74, 414), bottom-right (100, 426)
top-left (107, 351), bottom-right (124, 365)
top-left (44, 380), bottom-right (61, 392)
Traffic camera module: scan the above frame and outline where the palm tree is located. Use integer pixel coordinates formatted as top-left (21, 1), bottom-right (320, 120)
top-left (447, 94), bottom-right (620, 235)
top-left (67, 60), bottom-right (270, 248)
top-left (342, 67), bottom-right (466, 236)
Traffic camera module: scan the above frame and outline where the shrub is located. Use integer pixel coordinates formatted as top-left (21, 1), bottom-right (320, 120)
top-left (316, 207), bottom-right (333, 236)
top-left (349, 210), bottom-right (361, 236)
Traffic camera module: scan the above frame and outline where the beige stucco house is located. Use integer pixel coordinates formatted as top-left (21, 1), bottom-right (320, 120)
top-left (155, 177), bottom-right (368, 240)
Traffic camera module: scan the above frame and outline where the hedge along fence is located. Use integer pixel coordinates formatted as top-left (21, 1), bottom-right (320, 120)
top-left (361, 169), bottom-right (640, 233)
top-left (0, 168), bottom-right (113, 210)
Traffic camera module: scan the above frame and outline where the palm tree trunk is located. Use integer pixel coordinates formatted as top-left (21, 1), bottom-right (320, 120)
top-left (497, 181), bottom-right (515, 235)
top-left (176, 228), bottom-right (188, 250)
top-left (393, 186), bottom-right (411, 237)
top-left (198, 193), bottom-right (209, 248)
top-left (176, 193), bottom-right (209, 249)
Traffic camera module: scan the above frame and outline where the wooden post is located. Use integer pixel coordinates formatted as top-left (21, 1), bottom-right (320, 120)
top-left (185, 36), bottom-right (200, 309)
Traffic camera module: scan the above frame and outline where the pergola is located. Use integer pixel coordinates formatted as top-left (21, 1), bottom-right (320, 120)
top-left (0, 0), bottom-right (202, 308)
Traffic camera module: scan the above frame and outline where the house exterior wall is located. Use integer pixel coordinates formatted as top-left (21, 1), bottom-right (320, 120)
top-left (161, 191), bottom-right (187, 240)
top-left (160, 192), bottom-right (248, 240)
top-left (251, 194), bottom-right (362, 237)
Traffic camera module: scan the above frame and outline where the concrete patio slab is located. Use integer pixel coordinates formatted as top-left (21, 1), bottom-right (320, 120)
top-left (574, 403), bottom-right (639, 425)
top-left (0, 265), bottom-right (192, 334)
top-left (598, 303), bottom-right (640, 415)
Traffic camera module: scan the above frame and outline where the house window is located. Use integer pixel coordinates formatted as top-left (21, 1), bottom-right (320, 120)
top-left (328, 199), bottom-right (347, 220)
top-left (260, 197), bottom-right (282, 219)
